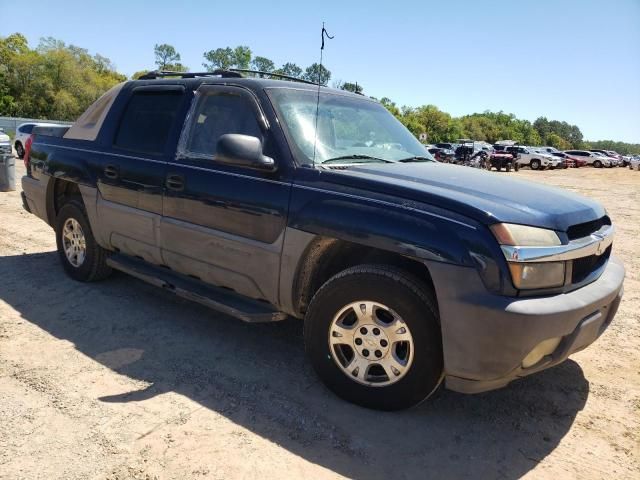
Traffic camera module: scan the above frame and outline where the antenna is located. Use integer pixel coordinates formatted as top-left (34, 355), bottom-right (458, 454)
top-left (312, 22), bottom-right (334, 167)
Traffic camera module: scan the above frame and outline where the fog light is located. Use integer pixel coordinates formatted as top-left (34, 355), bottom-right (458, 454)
top-left (522, 337), bottom-right (562, 368)
top-left (508, 262), bottom-right (565, 289)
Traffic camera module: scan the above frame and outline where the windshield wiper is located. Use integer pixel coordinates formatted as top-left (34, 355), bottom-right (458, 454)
top-left (322, 155), bottom-right (393, 164)
top-left (397, 156), bottom-right (435, 163)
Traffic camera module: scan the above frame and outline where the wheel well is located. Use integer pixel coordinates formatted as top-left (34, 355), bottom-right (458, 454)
top-left (294, 238), bottom-right (437, 317)
top-left (50, 179), bottom-right (82, 222)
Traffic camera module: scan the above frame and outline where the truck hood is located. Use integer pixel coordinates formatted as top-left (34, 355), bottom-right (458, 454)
top-left (332, 162), bottom-right (605, 231)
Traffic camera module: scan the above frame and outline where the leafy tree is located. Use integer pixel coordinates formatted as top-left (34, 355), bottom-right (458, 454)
top-left (0, 33), bottom-right (125, 120)
top-left (339, 82), bottom-right (363, 94)
top-left (251, 55), bottom-right (275, 73)
top-left (131, 70), bottom-right (150, 79)
top-left (154, 43), bottom-right (181, 70)
top-left (276, 62), bottom-right (303, 78)
top-left (202, 47), bottom-right (234, 70)
top-left (546, 133), bottom-right (571, 150)
top-left (233, 46), bottom-right (252, 69)
top-left (302, 63), bottom-right (331, 85)
top-left (203, 45), bottom-right (252, 71)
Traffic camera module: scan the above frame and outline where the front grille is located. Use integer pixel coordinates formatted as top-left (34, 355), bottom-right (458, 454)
top-left (567, 216), bottom-right (611, 240)
top-left (571, 245), bottom-right (611, 284)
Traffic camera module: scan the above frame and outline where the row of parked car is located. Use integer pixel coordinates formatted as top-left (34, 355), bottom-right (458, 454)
top-left (425, 141), bottom-right (637, 171)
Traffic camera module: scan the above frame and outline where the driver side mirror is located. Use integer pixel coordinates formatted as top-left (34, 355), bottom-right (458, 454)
top-left (215, 134), bottom-right (276, 172)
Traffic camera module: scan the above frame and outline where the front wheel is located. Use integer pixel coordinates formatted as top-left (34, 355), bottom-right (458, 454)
top-left (304, 265), bottom-right (443, 410)
top-left (593, 160), bottom-right (602, 168)
top-left (55, 199), bottom-right (112, 282)
top-left (530, 159), bottom-right (541, 170)
top-left (15, 142), bottom-right (24, 159)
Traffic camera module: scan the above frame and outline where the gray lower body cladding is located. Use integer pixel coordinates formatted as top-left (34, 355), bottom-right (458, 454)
top-left (428, 256), bottom-right (625, 393)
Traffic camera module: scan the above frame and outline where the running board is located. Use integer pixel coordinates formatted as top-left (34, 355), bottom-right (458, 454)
top-left (106, 254), bottom-right (287, 323)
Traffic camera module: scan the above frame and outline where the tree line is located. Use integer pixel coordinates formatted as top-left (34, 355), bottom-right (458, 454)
top-left (1, 34), bottom-right (638, 154)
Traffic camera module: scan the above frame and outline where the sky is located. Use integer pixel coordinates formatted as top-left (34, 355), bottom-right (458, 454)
top-left (1, 0), bottom-right (639, 143)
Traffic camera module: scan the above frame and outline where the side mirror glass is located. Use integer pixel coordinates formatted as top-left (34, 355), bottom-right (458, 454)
top-left (215, 134), bottom-right (276, 172)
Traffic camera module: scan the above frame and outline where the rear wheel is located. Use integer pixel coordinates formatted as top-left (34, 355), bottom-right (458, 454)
top-left (55, 198), bottom-right (112, 282)
top-left (530, 159), bottom-right (541, 170)
top-left (304, 265), bottom-right (443, 410)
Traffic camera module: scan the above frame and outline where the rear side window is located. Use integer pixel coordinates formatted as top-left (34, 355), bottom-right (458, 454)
top-left (114, 90), bottom-right (184, 155)
top-left (19, 124), bottom-right (35, 134)
top-left (180, 92), bottom-right (262, 158)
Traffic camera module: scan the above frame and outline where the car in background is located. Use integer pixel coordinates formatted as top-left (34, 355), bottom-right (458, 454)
top-left (539, 146), bottom-right (560, 154)
top-left (506, 146), bottom-right (562, 170)
top-left (426, 146), bottom-right (455, 162)
top-left (14, 122), bottom-right (58, 158)
top-left (590, 149), bottom-right (623, 167)
top-left (0, 128), bottom-right (12, 158)
top-left (434, 142), bottom-right (457, 151)
top-left (629, 157), bottom-right (640, 171)
top-left (564, 150), bottom-right (612, 168)
top-left (550, 151), bottom-right (586, 168)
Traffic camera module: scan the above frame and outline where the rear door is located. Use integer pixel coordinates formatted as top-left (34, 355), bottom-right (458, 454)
top-left (160, 84), bottom-right (291, 304)
top-left (96, 85), bottom-right (187, 264)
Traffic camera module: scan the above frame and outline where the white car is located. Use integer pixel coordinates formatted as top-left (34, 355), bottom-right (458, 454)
top-left (14, 122), bottom-right (57, 158)
top-left (564, 150), bottom-right (612, 168)
top-left (630, 157), bottom-right (640, 171)
top-left (506, 146), bottom-right (563, 170)
top-left (0, 128), bottom-right (11, 157)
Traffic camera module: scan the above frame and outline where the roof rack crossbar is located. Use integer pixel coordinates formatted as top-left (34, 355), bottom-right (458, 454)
top-left (229, 69), bottom-right (318, 85)
top-left (137, 70), bottom-right (243, 80)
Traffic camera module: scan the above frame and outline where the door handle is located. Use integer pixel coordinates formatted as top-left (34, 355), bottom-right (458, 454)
top-left (104, 164), bottom-right (119, 180)
top-left (166, 174), bottom-right (185, 191)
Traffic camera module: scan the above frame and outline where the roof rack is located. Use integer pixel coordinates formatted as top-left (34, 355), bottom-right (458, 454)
top-left (229, 69), bottom-right (318, 85)
top-left (137, 70), bottom-right (243, 80)
top-left (137, 68), bottom-right (321, 86)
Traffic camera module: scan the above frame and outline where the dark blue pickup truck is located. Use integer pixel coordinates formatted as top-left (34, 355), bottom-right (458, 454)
top-left (21, 71), bottom-right (624, 410)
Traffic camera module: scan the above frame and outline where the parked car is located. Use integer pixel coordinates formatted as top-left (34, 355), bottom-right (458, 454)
top-left (506, 146), bottom-right (562, 170)
top-left (565, 150), bottom-right (612, 168)
top-left (435, 142), bottom-right (457, 151)
top-left (0, 128), bottom-right (12, 157)
top-left (14, 122), bottom-right (58, 158)
top-left (630, 157), bottom-right (640, 171)
top-left (531, 148), bottom-right (566, 168)
top-left (589, 150), bottom-right (623, 167)
top-left (21, 71), bottom-right (625, 410)
top-left (488, 151), bottom-right (518, 172)
top-left (550, 151), bottom-right (584, 168)
top-left (539, 146), bottom-right (560, 154)
top-left (427, 146), bottom-right (455, 163)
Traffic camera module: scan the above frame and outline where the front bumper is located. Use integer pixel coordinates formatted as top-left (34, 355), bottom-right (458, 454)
top-left (426, 256), bottom-right (625, 394)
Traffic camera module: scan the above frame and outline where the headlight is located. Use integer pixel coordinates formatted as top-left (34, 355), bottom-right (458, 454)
top-left (491, 224), bottom-right (565, 289)
top-left (490, 223), bottom-right (561, 246)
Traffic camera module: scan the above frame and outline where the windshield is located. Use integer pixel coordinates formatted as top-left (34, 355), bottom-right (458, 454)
top-left (266, 88), bottom-right (434, 165)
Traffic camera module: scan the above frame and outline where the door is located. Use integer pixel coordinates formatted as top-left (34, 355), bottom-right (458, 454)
top-left (160, 85), bottom-right (291, 304)
top-left (96, 85), bottom-right (187, 264)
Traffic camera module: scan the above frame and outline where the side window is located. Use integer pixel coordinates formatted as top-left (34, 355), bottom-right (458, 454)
top-left (114, 90), bottom-right (184, 155)
top-left (20, 124), bottom-right (35, 134)
top-left (183, 92), bottom-right (262, 158)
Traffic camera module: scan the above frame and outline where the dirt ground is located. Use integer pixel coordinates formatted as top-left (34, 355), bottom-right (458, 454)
top-left (0, 161), bottom-right (638, 480)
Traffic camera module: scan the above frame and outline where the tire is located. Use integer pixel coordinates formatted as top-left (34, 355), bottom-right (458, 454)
top-left (55, 198), bottom-right (112, 282)
top-left (506, 163), bottom-right (511, 172)
top-left (530, 159), bottom-right (541, 170)
top-left (593, 160), bottom-right (602, 168)
top-left (304, 265), bottom-right (443, 411)
top-left (15, 142), bottom-right (24, 159)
